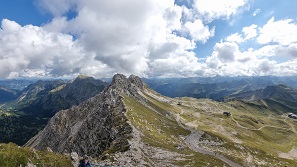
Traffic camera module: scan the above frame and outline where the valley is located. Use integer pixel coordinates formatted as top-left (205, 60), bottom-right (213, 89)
top-left (0, 75), bottom-right (297, 166)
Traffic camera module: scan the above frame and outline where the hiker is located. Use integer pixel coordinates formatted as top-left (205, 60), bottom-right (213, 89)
top-left (78, 155), bottom-right (92, 167)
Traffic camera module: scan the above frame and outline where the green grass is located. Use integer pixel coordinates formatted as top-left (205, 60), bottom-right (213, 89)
top-left (50, 84), bottom-right (66, 93)
top-left (0, 143), bottom-right (72, 167)
top-left (0, 110), bottom-right (14, 116)
top-left (123, 95), bottom-right (230, 167)
top-left (157, 97), bottom-right (297, 166)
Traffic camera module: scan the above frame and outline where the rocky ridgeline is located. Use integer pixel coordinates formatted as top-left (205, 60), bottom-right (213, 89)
top-left (25, 74), bottom-right (145, 157)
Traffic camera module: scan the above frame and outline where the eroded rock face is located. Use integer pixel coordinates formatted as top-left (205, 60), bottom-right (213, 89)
top-left (25, 74), bottom-right (144, 157)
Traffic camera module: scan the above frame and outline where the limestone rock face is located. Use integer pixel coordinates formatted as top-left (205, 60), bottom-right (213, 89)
top-left (25, 74), bottom-right (144, 156)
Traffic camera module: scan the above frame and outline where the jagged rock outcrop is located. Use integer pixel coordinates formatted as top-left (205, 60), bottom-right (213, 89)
top-left (25, 74), bottom-right (144, 156)
top-left (21, 76), bottom-right (108, 117)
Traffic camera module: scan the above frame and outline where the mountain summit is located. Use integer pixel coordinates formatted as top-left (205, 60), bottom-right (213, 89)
top-left (25, 74), bottom-right (144, 157)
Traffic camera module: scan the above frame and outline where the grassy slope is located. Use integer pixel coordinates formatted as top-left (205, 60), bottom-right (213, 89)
top-left (123, 94), bottom-right (229, 166)
top-left (0, 143), bottom-right (72, 167)
top-left (175, 98), bottom-right (297, 166)
top-left (125, 88), bottom-right (297, 166)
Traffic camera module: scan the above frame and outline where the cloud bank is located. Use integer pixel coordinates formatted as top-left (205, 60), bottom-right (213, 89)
top-left (0, 0), bottom-right (297, 78)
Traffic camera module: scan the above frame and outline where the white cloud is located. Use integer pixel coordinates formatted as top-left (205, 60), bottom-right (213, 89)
top-left (35, 0), bottom-right (218, 78)
top-left (213, 42), bottom-right (239, 62)
top-left (254, 43), bottom-right (297, 58)
top-left (204, 17), bottom-right (297, 77)
top-left (2, 0), bottom-right (297, 78)
top-left (1, 19), bottom-right (21, 32)
top-left (193, 0), bottom-right (249, 21)
top-left (1, 0), bottom-right (219, 78)
top-left (252, 9), bottom-right (261, 16)
top-left (184, 19), bottom-right (215, 43)
top-left (257, 17), bottom-right (297, 45)
top-left (242, 24), bottom-right (258, 40)
top-left (0, 19), bottom-right (108, 78)
top-left (226, 33), bottom-right (244, 43)
top-left (37, 0), bottom-right (77, 16)
top-left (204, 40), bottom-right (297, 76)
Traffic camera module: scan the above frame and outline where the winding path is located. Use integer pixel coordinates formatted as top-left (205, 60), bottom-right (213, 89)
top-left (184, 132), bottom-right (243, 167)
top-left (176, 110), bottom-right (243, 167)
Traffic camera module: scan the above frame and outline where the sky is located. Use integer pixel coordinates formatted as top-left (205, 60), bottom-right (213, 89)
top-left (0, 0), bottom-right (297, 78)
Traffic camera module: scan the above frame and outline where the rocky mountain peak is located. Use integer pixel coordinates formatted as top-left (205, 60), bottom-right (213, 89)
top-left (128, 75), bottom-right (144, 89)
top-left (111, 74), bottom-right (144, 89)
top-left (111, 74), bottom-right (129, 87)
top-left (109, 74), bottom-right (145, 98)
top-left (25, 74), bottom-right (144, 157)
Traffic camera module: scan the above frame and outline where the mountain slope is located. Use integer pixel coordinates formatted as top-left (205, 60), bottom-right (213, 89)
top-left (0, 79), bottom-right (36, 90)
top-left (2, 80), bottom-right (65, 111)
top-left (0, 86), bottom-right (20, 103)
top-left (25, 74), bottom-right (136, 156)
top-left (0, 76), bottom-right (108, 145)
top-left (26, 74), bottom-right (297, 167)
top-left (225, 84), bottom-right (297, 113)
top-left (145, 77), bottom-right (276, 101)
top-left (0, 143), bottom-right (72, 167)
top-left (21, 76), bottom-right (109, 117)
top-left (26, 74), bottom-right (228, 166)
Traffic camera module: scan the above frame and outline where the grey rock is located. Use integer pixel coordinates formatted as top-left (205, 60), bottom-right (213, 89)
top-left (46, 147), bottom-right (53, 152)
top-left (71, 152), bottom-right (79, 161)
top-left (25, 74), bottom-right (145, 157)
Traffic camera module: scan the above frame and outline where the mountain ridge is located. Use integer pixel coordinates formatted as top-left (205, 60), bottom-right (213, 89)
top-left (225, 84), bottom-right (297, 113)
top-left (25, 74), bottom-right (143, 156)
top-left (0, 75), bottom-right (108, 145)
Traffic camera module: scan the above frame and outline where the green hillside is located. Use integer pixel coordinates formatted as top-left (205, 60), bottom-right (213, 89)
top-left (122, 88), bottom-right (297, 166)
top-left (225, 84), bottom-right (297, 114)
top-left (0, 143), bottom-right (72, 167)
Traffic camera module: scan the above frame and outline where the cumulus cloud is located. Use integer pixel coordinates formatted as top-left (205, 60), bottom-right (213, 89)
top-left (206, 16), bottom-right (297, 77)
top-left (213, 42), bottom-right (239, 62)
top-left (35, 0), bottom-right (216, 78)
top-left (0, 19), bottom-right (108, 78)
top-left (255, 44), bottom-right (297, 59)
top-left (184, 19), bottom-right (215, 43)
top-left (37, 0), bottom-right (77, 16)
top-left (242, 24), bottom-right (258, 40)
top-left (257, 17), bottom-right (297, 45)
top-left (1, 0), bottom-right (297, 78)
top-left (0, 0), bottom-right (217, 78)
top-left (193, 0), bottom-right (249, 21)
top-left (226, 33), bottom-right (244, 43)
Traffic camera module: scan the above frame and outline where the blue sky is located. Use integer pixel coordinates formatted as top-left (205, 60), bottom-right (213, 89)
top-left (0, 0), bottom-right (49, 26)
top-left (0, 0), bottom-right (297, 78)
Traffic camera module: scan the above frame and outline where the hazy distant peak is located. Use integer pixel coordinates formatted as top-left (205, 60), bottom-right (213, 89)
top-left (76, 74), bottom-right (91, 79)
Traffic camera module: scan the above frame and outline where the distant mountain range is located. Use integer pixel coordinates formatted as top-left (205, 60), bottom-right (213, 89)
top-left (0, 79), bottom-right (36, 90)
top-left (144, 76), bottom-right (297, 100)
top-left (0, 75), bottom-right (108, 145)
top-left (225, 84), bottom-right (297, 114)
top-left (20, 75), bottom-right (109, 117)
top-left (1, 76), bottom-right (297, 103)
